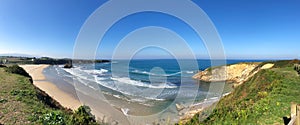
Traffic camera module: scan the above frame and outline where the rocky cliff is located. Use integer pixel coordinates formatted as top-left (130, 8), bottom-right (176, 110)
top-left (193, 62), bottom-right (274, 87)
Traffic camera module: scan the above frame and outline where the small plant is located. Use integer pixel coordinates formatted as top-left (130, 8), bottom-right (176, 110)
top-left (0, 98), bottom-right (8, 103)
top-left (257, 91), bottom-right (268, 98)
top-left (10, 90), bottom-right (34, 97)
top-left (41, 111), bottom-right (66, 125)
top-left (10, 89), bottom-right (35, 101)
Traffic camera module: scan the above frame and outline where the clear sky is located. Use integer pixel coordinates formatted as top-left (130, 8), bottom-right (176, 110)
top-left (0, 0), bottom-right (299, 59)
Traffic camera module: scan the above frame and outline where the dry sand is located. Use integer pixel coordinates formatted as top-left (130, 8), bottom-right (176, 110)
top-left (20, 65), bottom-right (81, 110)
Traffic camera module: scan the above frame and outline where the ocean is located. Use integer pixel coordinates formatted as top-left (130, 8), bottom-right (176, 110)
top-left (43, 59), bottom-right (263, 123)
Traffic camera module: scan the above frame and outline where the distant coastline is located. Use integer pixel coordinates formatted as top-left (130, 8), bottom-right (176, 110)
top-left (0, 56), bottom-right (110, 65)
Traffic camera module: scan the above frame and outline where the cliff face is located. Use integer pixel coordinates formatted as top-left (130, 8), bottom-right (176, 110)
top-left (193, 62), bottom-right (274, 86)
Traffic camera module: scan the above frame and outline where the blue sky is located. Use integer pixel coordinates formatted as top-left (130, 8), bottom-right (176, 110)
top-left (0, 0), bottom-right (299, 59)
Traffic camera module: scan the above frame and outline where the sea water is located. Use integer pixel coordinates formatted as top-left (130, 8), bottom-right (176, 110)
top-left (43, 59), bottom-right (263, 123)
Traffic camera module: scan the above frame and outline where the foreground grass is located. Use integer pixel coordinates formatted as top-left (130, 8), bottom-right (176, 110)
top-left (0, 65), bottom-right (99, 125)
top-left (184, 60), bottom-right (300, 125)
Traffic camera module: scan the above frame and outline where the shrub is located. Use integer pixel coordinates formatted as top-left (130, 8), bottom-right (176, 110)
top-left (68, 105), bottom-right (98, 125)
top-left (5, 65), bottom-right (30, 77)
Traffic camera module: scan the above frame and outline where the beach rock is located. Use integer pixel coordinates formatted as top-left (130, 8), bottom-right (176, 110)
top-left (176, 103), bottom-right (184, 111)
top-left (179, 112), bottom-right (185, 116)
top-left (111, 120), bottom-right (118, 125)
top-left (179, 107), bottom-right (204, 124)
top-left (63, 63), bottom-right (73, 68)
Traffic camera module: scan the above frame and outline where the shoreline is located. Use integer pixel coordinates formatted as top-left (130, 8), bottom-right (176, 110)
top-left (20, 64), bottom-right (82, 110)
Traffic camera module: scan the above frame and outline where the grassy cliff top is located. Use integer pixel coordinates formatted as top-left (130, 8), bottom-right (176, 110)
top-left (0, 66), bottom-right (58, 124)
top-left (184, 60), bottom-right (300, 125)
top-left (0, 65), bottom-right (100, 125)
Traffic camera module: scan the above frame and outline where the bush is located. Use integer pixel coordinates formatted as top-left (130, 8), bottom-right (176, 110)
top-left (5, 65), bottom-right (30, 77)
top-left (68, 106), bottom-right (98, 125)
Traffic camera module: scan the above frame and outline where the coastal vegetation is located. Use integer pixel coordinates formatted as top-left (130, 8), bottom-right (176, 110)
top-left (184, 60), bottom-right (300, 124)
top-left (5, 65), bottom-right (31, 77)
top-left (0, 65), bottom-right (101, 124)
top-left (0, 56), bottom-right (110, 65)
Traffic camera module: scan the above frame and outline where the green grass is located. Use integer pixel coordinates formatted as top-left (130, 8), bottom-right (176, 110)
top-left (184, 60), bottom-right (300, 125)
top-left (0, 67), bottom-right (43, 124)
top-left (0, 66), bottom-right (101, 124)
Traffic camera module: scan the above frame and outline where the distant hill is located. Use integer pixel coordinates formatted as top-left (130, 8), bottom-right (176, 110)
top-left (0, 53), bottom-right (39, 57)
top-left (0, 56), bottom-right (110, 65)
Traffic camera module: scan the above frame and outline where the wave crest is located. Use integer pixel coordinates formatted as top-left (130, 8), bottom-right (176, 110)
top-left (110, 77), bottom-right (177, 89)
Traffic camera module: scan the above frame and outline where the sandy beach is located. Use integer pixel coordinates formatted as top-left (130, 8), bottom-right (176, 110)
top-left (20, 65), bottom-right (82, 110)
top-left (20, 64), bottom-right (130, 124)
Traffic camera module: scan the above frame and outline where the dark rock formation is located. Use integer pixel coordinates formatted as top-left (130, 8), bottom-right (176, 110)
top-left (63, 63), bottom-right (73, 68)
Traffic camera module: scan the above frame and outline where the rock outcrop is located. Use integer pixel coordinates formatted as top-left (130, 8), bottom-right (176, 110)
top-left (63, 63), bottom-right (73, 68)
top-left (193, 62), bottom-right (274, 87)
